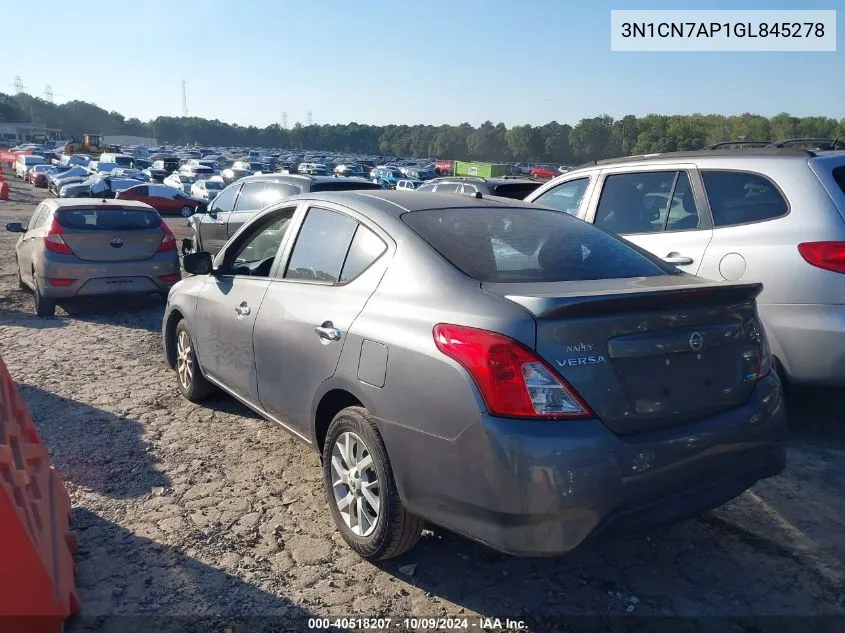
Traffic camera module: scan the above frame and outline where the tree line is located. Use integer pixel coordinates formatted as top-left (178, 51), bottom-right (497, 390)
top-left (2, 92), bottom-right (843, 163)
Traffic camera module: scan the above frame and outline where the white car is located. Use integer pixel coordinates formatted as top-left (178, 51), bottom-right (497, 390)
top-left (190, 177), bottom-right (226, 201)
top-left (396, 179), bottom-right (423, 191)
top-left (163, 173), bottom-right (196, 194)
top-left (14, 155), bottom-right (47, 178)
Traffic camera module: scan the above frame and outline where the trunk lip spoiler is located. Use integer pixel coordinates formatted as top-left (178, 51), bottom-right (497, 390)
top-left (492, 282), bottom-right (764, 320)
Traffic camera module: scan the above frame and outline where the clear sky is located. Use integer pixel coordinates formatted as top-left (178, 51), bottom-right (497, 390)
top-left (3, 0), bottom-right (842, 127)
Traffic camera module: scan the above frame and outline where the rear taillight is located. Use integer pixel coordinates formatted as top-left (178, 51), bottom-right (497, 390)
top-left (159, 273), bottom-right (180, 283)
top-left (433, 324), bottom-right (592, 419)
top-left (798, 241), bottom-right (845, 274)
top-left (751, 319), bottom-right (773, 380)
top-left (44, 218), bottom-right (73, 254)
top-left (157, 222), bottom-right (177, 253)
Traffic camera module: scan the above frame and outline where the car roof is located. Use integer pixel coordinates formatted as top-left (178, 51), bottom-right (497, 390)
top-left (43, 198), bottom-right (153, 211)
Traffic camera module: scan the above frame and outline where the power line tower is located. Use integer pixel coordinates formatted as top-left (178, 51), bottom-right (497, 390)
top-left (181, 80), bottom-right (188, 117)
top-left (44, 84), bottom-right (54, 103)
top-left (13, 76), bottom-right (24, 93)
top-left (306, 111), bottom-right (313, 126)
top-left (281, 112), bottom-right (288, 130)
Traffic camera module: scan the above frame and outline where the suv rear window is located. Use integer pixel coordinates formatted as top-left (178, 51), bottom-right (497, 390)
top-left (310, 181), bottom-right (381, 192)
top-left (701, 171), bottom-right (788, 227)
top-left (56, 208), bottom-right (161, 231)
top-left (491, 182), bottom-right (542, 199)
top-left (402, 207), bottom-right (668, 283)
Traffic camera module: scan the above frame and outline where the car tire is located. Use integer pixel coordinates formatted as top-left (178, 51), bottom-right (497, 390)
top-left (174, 319), bottom-right (215, 402)
top-left (322, 406), bottom-right (423, 561)
top-left (32, 274), bottom-right (55, 317)
top-left (180, 206), bottom-right (194, 218)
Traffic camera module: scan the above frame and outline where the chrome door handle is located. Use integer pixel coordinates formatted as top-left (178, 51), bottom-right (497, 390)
top-left (315, 325), bottom-right (342, 341)
top-left (216, 220), bottom-right (226, 225)
top-left (235, 302), bottom-right (251, 318)
top-left (663, 253), bottom-right (694, 266)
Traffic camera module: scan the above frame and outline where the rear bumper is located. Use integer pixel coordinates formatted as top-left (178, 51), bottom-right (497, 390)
top-left (380, 374), bottom-right (786, 556)
top-left (760, 303), bottom-right (845, 386)
top-left (37, 252), bottom-right (180, 298)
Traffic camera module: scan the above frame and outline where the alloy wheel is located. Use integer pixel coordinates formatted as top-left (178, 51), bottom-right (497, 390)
top-left (176, 330), bottom-right (194, 390)
top-left (331, 431), bottom-right (380, 537)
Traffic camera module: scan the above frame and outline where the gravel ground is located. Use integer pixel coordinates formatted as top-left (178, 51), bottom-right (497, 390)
top-left (1, 174), bottom-right (845, 632)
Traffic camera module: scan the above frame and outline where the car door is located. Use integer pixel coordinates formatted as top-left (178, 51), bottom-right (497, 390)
top-left (200, 183), bottom-right (242, 254)
top-left (193, 205), bottom-right (300, 401)
top-left (253, 203), bottom-right (391, 437)
top-left (18, 204), bottom-right (49, 284)
top-left (586, 167), bottom-right (713, 274)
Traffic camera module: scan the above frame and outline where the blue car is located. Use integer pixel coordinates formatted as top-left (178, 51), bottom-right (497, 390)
top-left (370, 167), bottom-right (405, 189)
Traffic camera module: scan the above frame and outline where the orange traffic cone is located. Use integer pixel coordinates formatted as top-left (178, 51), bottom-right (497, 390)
top-left (0, 180), bottom-right (8, 201)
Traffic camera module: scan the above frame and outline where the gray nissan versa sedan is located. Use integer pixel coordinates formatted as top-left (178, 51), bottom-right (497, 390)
top-left (7, 199), bottom-right (181, 317)
top-left (162, 190), bottom-right (786, 560)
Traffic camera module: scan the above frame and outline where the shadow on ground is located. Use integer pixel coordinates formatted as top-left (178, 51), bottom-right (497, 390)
top-left (60, 295), bottom-right (166, 332)
top-left (66, 509), bottom-right (317, 633)
top-left (18, 384), bottom-right (170, 499)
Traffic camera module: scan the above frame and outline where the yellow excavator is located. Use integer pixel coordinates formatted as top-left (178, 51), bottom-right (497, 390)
top-left (62, 133), bottom-right (104, 156)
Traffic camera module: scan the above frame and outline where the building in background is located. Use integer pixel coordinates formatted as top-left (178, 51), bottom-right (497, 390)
top-left (0, 123), bottom-right (62, 144)
top-left (101, 135), bottom-right (158, 148)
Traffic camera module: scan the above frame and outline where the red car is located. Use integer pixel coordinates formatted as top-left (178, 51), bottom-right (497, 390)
top-left (529, 164), bottom-right (558, 179)
top-left (435, 159), bottom-right (453, 176)
top-left (26, 164), bottom-right (54, 187)
top-left (117, 184), bottom-right (204, 217)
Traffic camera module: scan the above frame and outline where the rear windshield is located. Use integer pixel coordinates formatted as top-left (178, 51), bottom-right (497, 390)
top-left (833, 166), bottom-right (845, 196)
top-left (491, 182), bottom-right (542, 199)
top-left (56, 208), bottom-right (161, 231)
top-left (113, 156), bottom-right (134, 167)
top-left (311, 181), bottom-right (381, 192)
top-left (402, 207), bottom-right (669, 283)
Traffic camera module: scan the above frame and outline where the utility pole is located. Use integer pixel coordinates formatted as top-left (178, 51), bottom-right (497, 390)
top-left (181, 80), bottom-right (188, 117)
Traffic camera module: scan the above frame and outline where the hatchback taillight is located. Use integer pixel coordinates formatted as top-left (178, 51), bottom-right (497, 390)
top-left (798, 241), bottom-right (845, 274)
top-left (44, 217), bottom-right (73, 255)
top-left (157, 222), bottom-right (177, 253)
top-left (433, 324), bottom-right (592, 419)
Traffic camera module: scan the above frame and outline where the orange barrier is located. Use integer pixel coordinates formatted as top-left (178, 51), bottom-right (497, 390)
top-left (0, 180), bottom-right (8, 201)
top-left (0, 356), bottom-right (81, 632)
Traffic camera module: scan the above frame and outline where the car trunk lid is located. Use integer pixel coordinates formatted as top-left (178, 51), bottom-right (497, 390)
top-left (483, 276), bottom-right (765, 434)
top-left (55, 207), bottom-right (164, 262)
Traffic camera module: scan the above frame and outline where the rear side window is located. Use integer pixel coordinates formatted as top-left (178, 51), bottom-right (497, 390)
top-left (264, 183), bottom-right (300, 198)
top-left (402, 208), bottom-right (668, 283)
top-left (833, 166), bottom-right (845, 196)
top-left (285, 208), bottom-right (358, 283)
top-left (701, 170), bottom-right (788, 227)
top-left (234, 183), bottom-right (271, 211)
top-left (339, 225), bottom-right (387, 282)
top-left (310, 181), bottom-right (381, 192)
top-left (56, 208), bottom-right (161, 231)
top-left (435, 183), bottom-right (460, 193)
top-left (491, 182), bottom-right (542, 200)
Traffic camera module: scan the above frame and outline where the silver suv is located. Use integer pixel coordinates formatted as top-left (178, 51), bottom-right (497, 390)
top-left (525, 146), bottom-right (845, 387)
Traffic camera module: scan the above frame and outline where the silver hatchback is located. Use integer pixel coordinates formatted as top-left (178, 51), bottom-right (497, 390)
top-left (525, 148), bottom-right (845, 386)
top-left (7, 198), bottom-right (181, 317)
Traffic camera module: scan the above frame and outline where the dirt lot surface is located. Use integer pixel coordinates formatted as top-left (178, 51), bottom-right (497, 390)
top-left (1, 174), bottom-right (845, 632)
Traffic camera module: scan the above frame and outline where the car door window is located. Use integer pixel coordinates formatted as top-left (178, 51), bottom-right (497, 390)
top-left (132, 186), bottom-right (149, 198)
top-left (534, 177), bottom-right (589, 216)
top-left (28, 205), bottom-right (47, 231)
top-left (663, 172), bottom-right (701, 231)
top-left (209, 184), bottom-right (240, 214)
top-left (339, 224), bottom-right (387, 282)
top-left (284, 208), bottom-right (358, 283)
top-left (435, 183), bottom-right (460, 193)
top-left (701, 170), bottom-right (788, 227)
top-left (595, 171), bottom-right (677, 234)
top-left (461, 184), bottom-right (479, 195)
top-left (234, 183), bottom-right (270, 211)
top-left (225, 210), bottom-right (296, 278)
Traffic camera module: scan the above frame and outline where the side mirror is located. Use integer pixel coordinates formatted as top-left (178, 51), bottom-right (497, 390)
top-left (6, 222), bottom-right (25, 233)
top-left (183, 251), bottom-right (214, 276)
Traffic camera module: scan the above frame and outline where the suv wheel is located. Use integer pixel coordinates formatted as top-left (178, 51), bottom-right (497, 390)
top-left (180, 205), bottom-right (194, 218)
top-left (323, 406), bottom-right (423, 561)
top-left (174, 319), bottom-right (214, 402)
